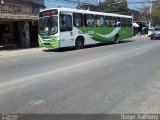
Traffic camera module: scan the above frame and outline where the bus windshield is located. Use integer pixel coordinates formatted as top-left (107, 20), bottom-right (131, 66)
top-left (39, 16), bottom-right (58, 35)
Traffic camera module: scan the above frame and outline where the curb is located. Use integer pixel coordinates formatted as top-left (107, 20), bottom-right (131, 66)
top-left (132, 35), bottom-right (148, 39)
top-left (0, 48), bottom-right (46, 57)
top-left (0, 35), bottom-right (148, 57)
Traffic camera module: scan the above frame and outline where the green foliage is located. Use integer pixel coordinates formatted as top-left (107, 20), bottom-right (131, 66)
top-left (152, 3), bottom-right (160, 26)
top-left (139, 3), bottom-right (160, 26)
top-left (139, 6), bottom-right (150, 21)
top-left (100, 0), bottom-right (128, 12)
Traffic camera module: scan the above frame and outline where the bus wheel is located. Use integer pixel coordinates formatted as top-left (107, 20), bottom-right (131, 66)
top-left (75, 37), bottom-right (84, 49)
top-left (114, 34), bottom-right (119, 44)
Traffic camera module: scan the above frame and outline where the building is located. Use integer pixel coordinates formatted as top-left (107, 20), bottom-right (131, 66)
top-left (77, 3), bottom-right (98, 11)
top-left (0, 0), bottom-right (45, 49)
top-left (116, 9), bottom-right (140, 21)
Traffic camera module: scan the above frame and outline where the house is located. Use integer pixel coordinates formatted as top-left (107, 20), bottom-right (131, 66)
top-left (0, 0), bottom-right (45, 49)
top-left (77, 3), bottom-right (98, 11)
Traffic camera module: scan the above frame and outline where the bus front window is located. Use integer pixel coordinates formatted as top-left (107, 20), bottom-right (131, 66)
top-left (39, 16), bottom-right (58, 35)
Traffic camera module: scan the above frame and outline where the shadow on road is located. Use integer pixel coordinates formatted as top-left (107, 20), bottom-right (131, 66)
top-left (0, 46), bottom-right (38, 51)
top-left (43, 40), bottom-right (135, 52)
top-left (150, 39), bottom-right (160, 41)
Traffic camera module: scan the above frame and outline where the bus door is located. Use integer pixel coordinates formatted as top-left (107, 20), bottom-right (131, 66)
top-left (59, 13), bottom-right (74, 47)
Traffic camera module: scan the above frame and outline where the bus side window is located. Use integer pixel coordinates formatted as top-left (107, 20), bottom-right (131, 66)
top-left (105, 16), bottom-right (109, 27)
top-left (84, 14), bottom-right (95, 27)
top-left (120, 18), bottom-right (126, 27)
top-left (114, 17), bottom-right (121, 27)
top-left (95, 15), bottom-right (104, 27)
top-left (105, 16), bottom-right (113, 27)
top-left (73, 13), bottom-right (83, 27)
top-left (126, 18), bottom-right (132, 27)
top-left (60, 14), bottom-right (72, 32)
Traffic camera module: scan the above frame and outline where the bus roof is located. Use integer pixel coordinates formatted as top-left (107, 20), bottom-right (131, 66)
top-left (41, 8), bottom-right (132, 19)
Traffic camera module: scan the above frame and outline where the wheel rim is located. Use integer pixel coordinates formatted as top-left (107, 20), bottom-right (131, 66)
top-left (77, 41), bottom-right (82, 46)
top-left (116, 38), bottom-right (119, 43)
top-left (114, 36), bottom-right (119, 43)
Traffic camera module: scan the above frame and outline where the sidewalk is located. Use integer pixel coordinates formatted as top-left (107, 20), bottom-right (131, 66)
top-left (0, 47), bottom-right (46, 57)
top-left (0, 35), bottom-right (148, 57)
top-left (131, 34), bottom-right (148, 39)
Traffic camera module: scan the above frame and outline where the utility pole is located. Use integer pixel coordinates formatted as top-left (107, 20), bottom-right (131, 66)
top-left (98, 0), bottom-right (100, 6)
top-left (149, 0), bottom-right (152, 28)
top-left (97, 0), bottom-right (100, 11)
top-left (77, 0), bottom-right (80, 8)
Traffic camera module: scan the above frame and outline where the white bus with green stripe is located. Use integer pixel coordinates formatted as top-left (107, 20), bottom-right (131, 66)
top-left (39, 8), bottom-right (133, 49)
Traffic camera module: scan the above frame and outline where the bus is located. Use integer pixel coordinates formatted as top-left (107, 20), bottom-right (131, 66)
top-left (38, 8), bottom-right (133, 49)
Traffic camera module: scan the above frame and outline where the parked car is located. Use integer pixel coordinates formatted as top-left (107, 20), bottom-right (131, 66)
top-left (148, 28), bottom-right (154, 37)
top-left (150, 27), bottom-right (160, 40)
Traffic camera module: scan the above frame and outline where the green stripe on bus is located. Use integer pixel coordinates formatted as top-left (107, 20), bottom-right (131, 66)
top-left (77, 27), bottom-right (133, 42)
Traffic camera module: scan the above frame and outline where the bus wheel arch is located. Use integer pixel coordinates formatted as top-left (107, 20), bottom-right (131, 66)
top-left (75, 36), bottom-right (85, 49)
top-left (114, 34), bottom-right (120, 44)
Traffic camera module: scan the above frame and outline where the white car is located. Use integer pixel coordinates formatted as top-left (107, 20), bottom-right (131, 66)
top-left (148, 28), bottom-right (154, 37)
top-left (150, 27), bottom-right (160, 40)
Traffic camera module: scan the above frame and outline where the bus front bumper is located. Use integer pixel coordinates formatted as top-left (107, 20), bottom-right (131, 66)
top-left (39, 41), bottom-right (60, 48)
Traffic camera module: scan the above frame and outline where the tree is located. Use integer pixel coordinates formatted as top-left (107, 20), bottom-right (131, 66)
top-left (139, 2), bottom-right (160, 26)
top-left (139, 6), bottom-right (150, 22)
top-left (152, 2), bottom-right (160, 26)
top-left (100, 0), bottom-right (128, 12)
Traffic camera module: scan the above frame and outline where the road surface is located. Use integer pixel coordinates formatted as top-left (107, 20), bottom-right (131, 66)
top-left (0, 37), bottom-right (160, 113)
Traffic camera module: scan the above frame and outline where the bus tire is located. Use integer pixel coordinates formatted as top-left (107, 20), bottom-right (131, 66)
top-left (75, 37), bottom-right (84, 49)
top-left (114, 34), bottom-right (119, 44)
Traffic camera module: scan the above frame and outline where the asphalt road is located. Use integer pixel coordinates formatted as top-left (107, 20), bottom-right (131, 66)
top-left (0, 37), bottom-right (160, 114)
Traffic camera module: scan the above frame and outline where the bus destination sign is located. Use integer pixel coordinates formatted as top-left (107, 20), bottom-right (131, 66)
top-left (40, 9), bottom-right (58, 17)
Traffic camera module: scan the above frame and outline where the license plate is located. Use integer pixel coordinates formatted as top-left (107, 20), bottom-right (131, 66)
top-left (44, 39), bottom-right (50, 42)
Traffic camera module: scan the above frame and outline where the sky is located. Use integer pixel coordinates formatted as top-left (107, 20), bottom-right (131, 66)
top-left (45, 0), bottom-right (151, 10)
top-left (127, 0), bottom-right (151, 9)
